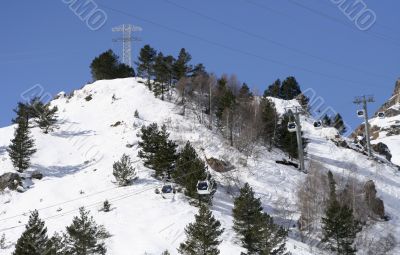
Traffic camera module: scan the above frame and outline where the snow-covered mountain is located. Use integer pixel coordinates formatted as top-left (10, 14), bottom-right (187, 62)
top-left (0, 78), bottom-right (400, 254)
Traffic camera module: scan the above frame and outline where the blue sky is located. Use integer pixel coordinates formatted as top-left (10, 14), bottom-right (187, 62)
top-left (1, 0), bottom-right (399, 132)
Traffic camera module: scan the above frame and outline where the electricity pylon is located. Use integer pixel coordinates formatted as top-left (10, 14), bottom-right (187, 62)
top-left (112, 24), bottom-right (142, 68)
top-left (353, 95), bottom-right (375, 157)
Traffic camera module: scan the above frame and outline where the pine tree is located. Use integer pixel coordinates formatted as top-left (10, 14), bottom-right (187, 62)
top-left (161, 250), bottom-right (171, 255)
top-left (64, 207), bottom-right (110, 255)
top-left (153, 53), bottom-right (175, 100)
top-left (13, 210), bottom-right (49, 255)
top-left (259, 214), bottom-right (289, 255)
top-left (279, 76), bottom-right (301, 100)
top-left (138, 123), bottom-right (177, 178)
top-left (90, 50), bottom-right (135, 81)
top-left (178, 205), bottom-right (224, 255)
top-left (322, 114), bottom-right (332, 127)
top-left (113, 154), bottom-right (136, 186)
top-left (322, 171), bottom-right (361, 255)
top-left (275, 114), bottom-right (298, 159)
top-left (173, 48), bottom-right (192, 81)
top-left (332, 113), bottom-right (346, 135)
top-left (173, 141), bottom-right (207, 198)
top-left (45, 232), bottom-right (66, 255)
top-left (263, 79), bottom-right (281, 98)
top-left (233, 183), bottom-right (265, 254)
top-left (260, 97), bottom-right (278, 149)
top-left (8, 119), bottom-right (37, 172)
top-left (214, 78), bottom-right (235, 127)
top-left (36, 104), bottom-right (58, 134)
top-left (136, 44), bottom-right (157, 88)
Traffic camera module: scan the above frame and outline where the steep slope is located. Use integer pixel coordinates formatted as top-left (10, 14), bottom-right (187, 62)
top-left (0, 78), bottom-right (399, 254)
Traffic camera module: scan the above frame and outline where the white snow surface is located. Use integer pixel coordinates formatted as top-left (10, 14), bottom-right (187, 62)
top-left (0, 78), bottom-right (399, 254)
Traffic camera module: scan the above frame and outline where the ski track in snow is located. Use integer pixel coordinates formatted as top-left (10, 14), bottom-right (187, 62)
top-left (0, 78), bottom-right (399, 254)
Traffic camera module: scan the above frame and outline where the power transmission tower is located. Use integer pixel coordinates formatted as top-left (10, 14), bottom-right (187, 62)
top-left (112, 24), bottom-right (142, 68)
top-left (287, 106), bottom-right (305, 172)
top-left (353, 95), bottom-right (375, 157)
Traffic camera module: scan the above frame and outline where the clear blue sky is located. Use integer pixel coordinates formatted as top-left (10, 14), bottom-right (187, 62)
top-left (1, 0), bottom-right (399, 132)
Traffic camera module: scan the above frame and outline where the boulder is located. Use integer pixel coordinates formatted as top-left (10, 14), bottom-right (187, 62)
top-left (372, 142), bottom-right (392, 161)
top-left (206, 158), bottom-right (234, 173)
top-left (31, 171), bottom-right (43, 180)
top-left (0, 173), bottom-right (22, 191)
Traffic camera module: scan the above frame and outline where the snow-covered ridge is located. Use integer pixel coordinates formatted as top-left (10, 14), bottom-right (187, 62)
top-left (0, 78), bottom-right (399, 254)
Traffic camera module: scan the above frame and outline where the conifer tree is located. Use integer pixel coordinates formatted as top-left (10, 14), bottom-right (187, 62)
top-left (138, 123), bottom-right (177, 178)
top-left (136, 44), bottom-right (157, 88)
top-left (233, 183), bottom-right (265, 254)
top-left (13, 210), bottom-right (49, 255)
top-left (275, 114), bottom-right (298, 159)
top-left (279, 76), bottom-right (301, 100)
top-left (260, 97), bottom-right (278, 149)
top-left (173, 141), bottom-right (207, 198)
top-left (45, 232), bottom-right (66, 255)
top-left (64, 207), bottom-right (110, 255)
top-left (8, 119), bottom-right (37, 172)
top-left (263, 79), bottom-right (281, 98)
top-left (173, 48), bottom-right (192, 81)
top-left (322, 114), bottom-right (332, 127)
top-left (259, 214), bottom-right (289, 255)
top-left (178, 205), bottom-right (224, 255)
top-left (36, 104), bottom-right (58, 134)
top-left (90, 50), bottom-right (135, 81)
top-left (322, 171), bottom-right (361, 255)
top-left (332, 113), bottom-right (346, 135)
top-left (153, 53), bottom-right (175, 100)
top-left (113, 154), bottom-right (136, 186)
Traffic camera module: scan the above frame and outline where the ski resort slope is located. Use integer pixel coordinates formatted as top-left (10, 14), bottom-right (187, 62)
top-left (0, 78), bottom-right (399, 254)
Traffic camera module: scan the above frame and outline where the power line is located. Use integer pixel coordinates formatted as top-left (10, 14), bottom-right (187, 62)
top-left (284, 0), bottom-right (400, 47)
top-left (98, 4), bottom-right (383, 88)
top-left (163, 0), bottom-right (392, 79)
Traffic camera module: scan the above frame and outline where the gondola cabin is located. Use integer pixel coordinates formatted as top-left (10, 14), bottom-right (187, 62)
top-left (377, 112), bottom-right (385, 119)
top-left (313, 120), bottom-right (322, 129)
top-left (197, 180), bottom-right (212, 195)
top-left (287, 122), bottom-right (297, 133)
top-left (357, 110), bottom-right (364, 118)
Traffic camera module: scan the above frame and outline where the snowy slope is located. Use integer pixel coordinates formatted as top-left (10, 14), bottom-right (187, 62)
top-left (0, 78), bottom-right (399, 254)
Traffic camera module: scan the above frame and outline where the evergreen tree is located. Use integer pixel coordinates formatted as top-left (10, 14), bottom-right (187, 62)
top-left (136, 44), bottom-right (157, 88)
top-left (113, 154), bottom-right (136, 186)
top-left (13, 210), bottom-right (49, 255)
top-left (322, 171), bottom-right (361, 255)
top-left (332, 113), bottom-right (346, 135)
top-left (173, 48), bottom-right (192, 81)
top-left (153, 53), bottom-right (175, 100)
top-left (138, 123), bottom-right (177, 178)
top-left (161, 250), bottom-right (171, 255)
top-left (178, 205), bottom-right (224, 255)
top-left (173, 141), bottom-right (207, 198)
top-left (36, 104), bottom-right (58, 134)
top-left (275, 114), bottom-right (298, 159)
top-left (263, 79), bottom-right (281, 98)
top-left (90, 50), bottom-right (135, 81)
top-left (260, 98), bottom-right (278, 149)
top-left (322, 114), bottom-right (332, 127)
top-left (12, 98), bottom-right (46, 125)
top-left (233, 183), bottom-right (265, 254)
top-left (279, 76), bottom-right (301, 100)
top-left (8, 119), bottom-right (37, 172)
top-left (45, 232), bottom-right (66, 255)
top-left (214, 78), bottom-right (235, 126)
top-left (190, 63), bottom-right (207, 77)
top-left (64, 207), bottom-right (110, 255)
top-left (259, 214), bottom-right (289, 255)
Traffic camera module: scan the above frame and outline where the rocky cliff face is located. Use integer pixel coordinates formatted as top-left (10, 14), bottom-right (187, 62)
top-left (378, 79), bottom-right (400, 117)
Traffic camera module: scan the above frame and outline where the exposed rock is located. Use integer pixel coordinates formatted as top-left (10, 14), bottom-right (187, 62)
top-left (206, 157), bottom-right (234, 173)
top-left (0, 173), bottom-right (22, 191)
top-left (372, 142), bottom-right (392, 161)
top-left (364, 180), bottom-right (385, 219)
top-left (30, 171), bottom-right (43, 180)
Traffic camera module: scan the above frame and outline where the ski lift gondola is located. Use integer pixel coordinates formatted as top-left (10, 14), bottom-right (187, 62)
top-left (313, 120), bottom-right (322, 129)
top-left (357, 110), bottom-right (364, 118)
top-left (197, 180), bottom-right (212, 195)
top-left (161, 184), bottom-right (173, 194)
top-left (287, 122), bottom-right (297, 133)
top-left (377, 112), bottom-right (385, 119)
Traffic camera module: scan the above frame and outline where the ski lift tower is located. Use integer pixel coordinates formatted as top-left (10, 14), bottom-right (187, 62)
top-left (112, 24), bottom-right (142, 68)
top-left (353, 95), bottom-right (375, 158)
top-left (286, 106), bottom-right (305, 172)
